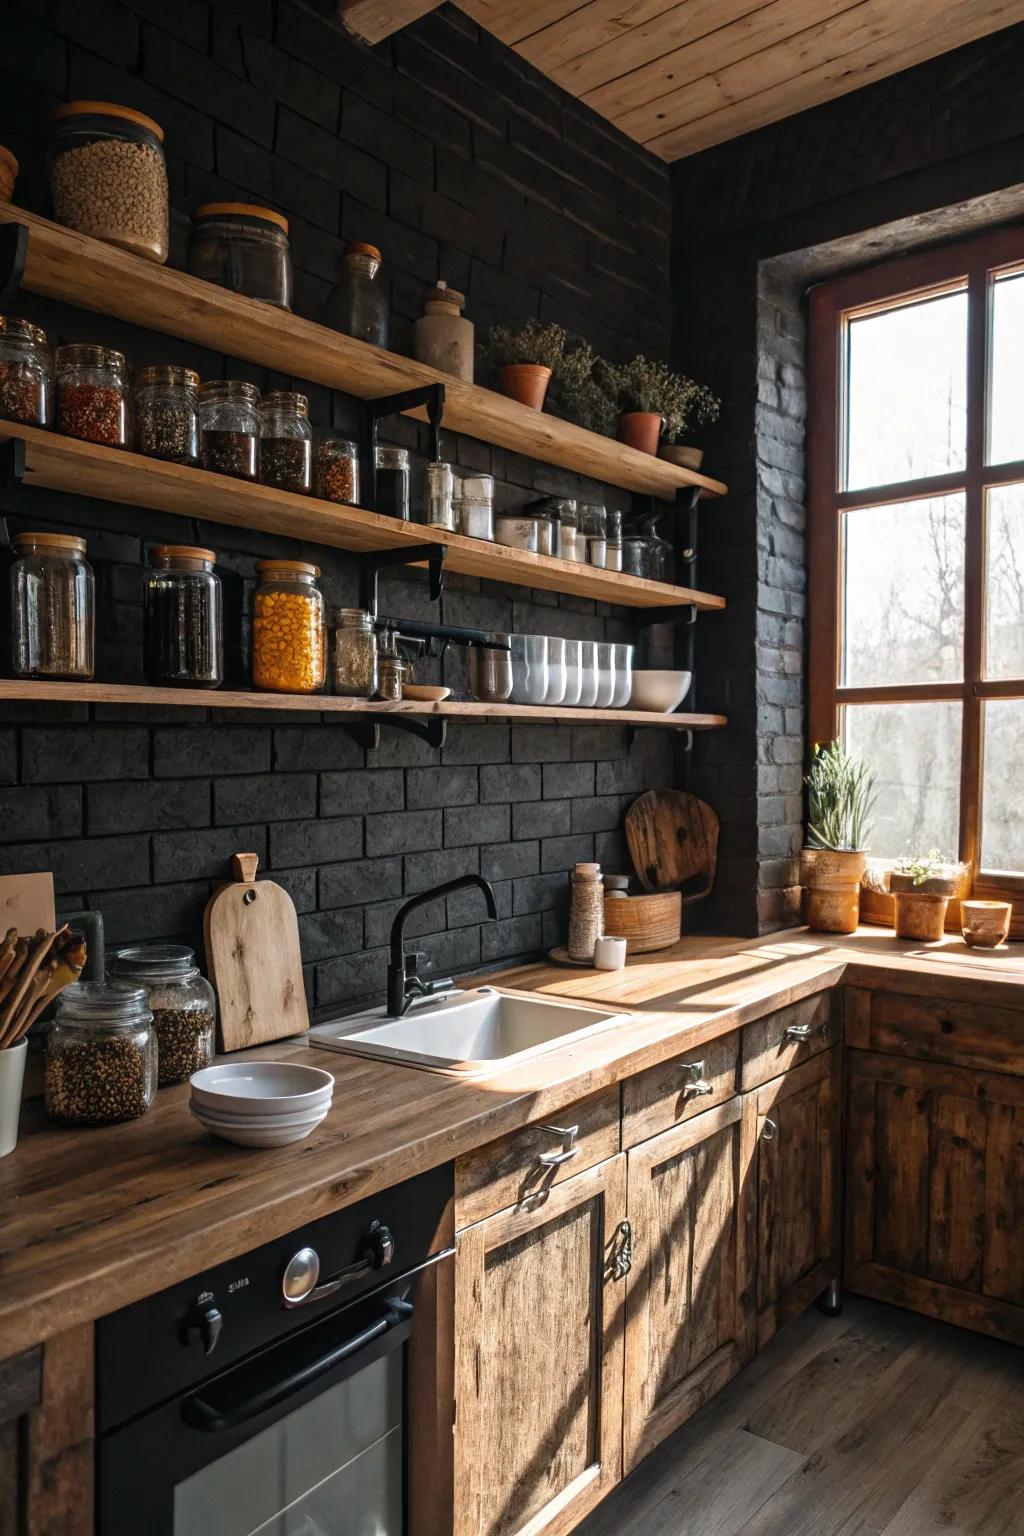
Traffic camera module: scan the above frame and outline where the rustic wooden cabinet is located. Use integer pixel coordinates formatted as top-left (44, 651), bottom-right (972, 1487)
top-left (0, 1326), bottom-right (93, 1536)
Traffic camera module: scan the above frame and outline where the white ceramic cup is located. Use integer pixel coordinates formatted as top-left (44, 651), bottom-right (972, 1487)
top-left (578, 641), bottom-right (599, 708)
top-left (593, 935), bottom-right (627, 971)
top-left (0, 1039), bottom-right (28, 1157)
top-left (543, 637), bottom-right (567, 705)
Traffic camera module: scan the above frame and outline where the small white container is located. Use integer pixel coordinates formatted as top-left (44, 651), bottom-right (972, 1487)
top-left (0, 1039), bottom-right (27, 1158)
top-left (495, 514), bottom-right (538, 553)
top-left (593, 935), bottom-right (627, 971)
top-left (544, 637), bottom-right (567, 705)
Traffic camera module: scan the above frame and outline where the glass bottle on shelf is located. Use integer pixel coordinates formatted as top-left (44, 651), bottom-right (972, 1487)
top-left (11, 531), bottom-right (94, 680)
top-left (606, 508), bottom-right (623, 571)
top-left (144, 544), bottom-right (223, 689)
top-left (324, 242), bottom-right (389, 349)
top-left (252, 559), bottom-right (325, 694)
top-left (259, 390), bottom-right (312, 495)
top-left (553, 499), bottom-right (581, 562)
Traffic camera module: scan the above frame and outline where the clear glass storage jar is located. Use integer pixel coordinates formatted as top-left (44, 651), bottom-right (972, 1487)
top-left (458, 474), bottom-right (495, 541)
top-left (188, 203), bottom-right (293, 310)
top-left (332, 607), bottom-right (378, 697)
top-left (553, 499), bottom-right (581, 562)
top-left (606, 508), bottom-right (623, 572)
top-left (0, 316), bottom-right (51, 427)
top-left (253, 559), bottom-right (325, 694)
top-left (132, 364), bottom-right (200, 465)
top-left (48, 101), bottom-right (168, 263)
top-left (45, 981), bottom-right (156, 1125)
top-left (55, 343), bottom-right (127, 446)
top-left (425, 461), bottom-right (455, 530)
top-left (111, 944), bottom-right (216, 1086)
top-left (324, 242), bottom-right (389, 348)
top-left (315, 435), bottom-right (360, 505)
top-left (144, 544), bottom-right (223, 689)
top-left (374, 446), bottom-right (410, 521)
top-left (11, 530), bottom-right (94, 680)
top-left (580, 503), bottom-right (607, 568)
top-left (198, 380), bottom-right (260, 481)
top-left (259, 390), bottom-right (312, 494)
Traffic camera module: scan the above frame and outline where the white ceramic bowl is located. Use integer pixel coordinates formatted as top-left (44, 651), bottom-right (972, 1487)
top-left (628, 669), bottom-right (692, 714)
top-left (189, 1062), bottom-right (334, 1117)
top-left (190, 1101), bottom-right (328, 1147)
top-left (189, 1101), bottom-right (329, 1130)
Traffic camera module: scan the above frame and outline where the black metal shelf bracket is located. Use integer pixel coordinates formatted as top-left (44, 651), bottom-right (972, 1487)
top-left (356, 542), bottom-right (447, 616)
top-left (342, 713), bottom-right (447, 753)
top-left (362, 382), bottom-right (446, 507)
top-left (0, 222), bottom-right (28, 310)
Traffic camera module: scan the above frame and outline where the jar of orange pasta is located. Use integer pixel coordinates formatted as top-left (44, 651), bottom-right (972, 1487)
top-left (252, 559), bottom-right (325, 693)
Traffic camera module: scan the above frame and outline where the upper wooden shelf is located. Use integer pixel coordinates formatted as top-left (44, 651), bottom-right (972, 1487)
top-left (1, 422), bottom-right (727, 612)
top-left (0, 208), bottom-right (727, 502)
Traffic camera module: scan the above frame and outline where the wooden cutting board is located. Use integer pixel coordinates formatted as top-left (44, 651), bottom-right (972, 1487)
top-left (203, 853), bottom-right (308, 1052)
top-left (625, 790), bottom-right (719, 902)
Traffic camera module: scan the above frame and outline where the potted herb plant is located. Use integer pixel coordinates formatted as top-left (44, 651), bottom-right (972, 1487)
top-left (659, 379), bottom-right (721, 470)
top-left (890, 852), bottom-right (964, 942)
top-left (483, 319), bottom-right (567, 411)
top-left (548, 340), bottom-right (617, 437)
top-left (800, 741), bottom-right (875, 934)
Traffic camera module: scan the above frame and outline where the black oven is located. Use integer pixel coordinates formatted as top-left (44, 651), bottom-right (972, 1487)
top-left (96, 1165), bottom-right (453, 1536)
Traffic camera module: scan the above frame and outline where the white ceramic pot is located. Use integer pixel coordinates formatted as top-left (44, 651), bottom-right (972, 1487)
top-left (0, 1039), bottom-right (27, 1157)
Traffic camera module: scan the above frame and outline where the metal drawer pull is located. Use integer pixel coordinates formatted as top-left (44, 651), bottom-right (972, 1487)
top-left (762, 1117), bottom-right (778, 1142)
top-left (682, 1059), bottom-right (714, 1097)
top-left (612, 1220), bottom-right (633, 1279)
top-left (784, 1020), bottom-right (828, 1042)
top-left (537, 1123), bottom-right (579, 1167)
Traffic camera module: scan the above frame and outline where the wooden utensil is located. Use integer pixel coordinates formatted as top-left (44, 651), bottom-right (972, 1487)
top-left (203, 853), bottom-right (308, 1052)
top-left (625, 790), bottom-right (719, 901)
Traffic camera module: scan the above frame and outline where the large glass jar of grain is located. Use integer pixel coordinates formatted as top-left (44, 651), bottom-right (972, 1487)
top-left (55, 344), bottom-right (127, 447)
top-left (144, 544), bottom-right (223, 689)
top-left (197, 380), bottom-right (260, 480)
top-left (111, 945), bottom-right (216, 1087)
top-left (45, 981), bottom-right (156, 1126)
top-left (252, 559), bottom-right (325, 694)
top-left (187, 203), bottom-right (293, 311)
top-left (259, 390), bottom-right (312, 494)
top-left (0, 316), bottom-right (51, 427)
top-left (11, 530), bottom-right (94, 680)
top-left (48, 101), bottom-right (168, 263)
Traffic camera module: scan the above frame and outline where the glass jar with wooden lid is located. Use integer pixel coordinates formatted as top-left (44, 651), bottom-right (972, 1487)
top-left (252, 559), bottom-right (325, 694)
top-left (48, 101), bottom-right (168, 263)
top-left (0, 316), bottom-right (51, 428)
top-left (55, 344), bottom-right (127, 447)
top-left (325, 241), bottom-right (389, 348)
top-left (259, 390), bottom-right (312, 494)
top-left (187, 203), bottom-right (293, 311)
top-left (144, 544), bottom-right (222, 689)
top-left (11, 530), bottom-right (94, 680)
top-left (132, 364), bottom-right (200, 465)
top-left (197, 379), bottom-right (260, 481)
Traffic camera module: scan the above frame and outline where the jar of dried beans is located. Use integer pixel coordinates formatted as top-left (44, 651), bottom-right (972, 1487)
top-left (144, 544), bottom-right (223, 689)
top-left (0, 316), bottom-right (51, 427)
top-left (253, 559), bottom-right (325, 694)
top-left (55, 344), bottom-right (127, 446)
top-left (133, 364), bottom-right (200, 465)
top-left (45, 981), bottom-right (156, 1126)
top-left (11, 530), bottom-right (94, 680)
top-left (111, 944), bottom-right (216, 1087)
top-left (48, 101), bottom-right (169, 264)
top-left (197, 379), bottom-right (260, 480)
top-left (259, 390), bottom-right (312, 494)
top-left (314, 435), bottom-right (360, 505)
top-left (188, 203), bottom-right (293, 311)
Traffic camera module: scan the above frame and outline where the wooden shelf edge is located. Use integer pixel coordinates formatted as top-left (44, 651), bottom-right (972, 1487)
top-left (0, 207), bottom-right (727, 501)
top-left (0, 679), bottom-right (727, 729)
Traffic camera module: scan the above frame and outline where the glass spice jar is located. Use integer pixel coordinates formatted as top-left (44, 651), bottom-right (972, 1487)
top-left (144, 544), bottom-right (222, 689)
top-left (425, 460), bottom-right (455, 530)
top-left (11, 531), bottom-right (94, 680)
top-left (48, 101), bottom-right (169, 264)
top-left (132, 364), bottom-right (200, 465)
top-left (324, 242), bottom-right (389, 348)
top-left (111, 944), bottom-right (216, 1087)
top-left (198, 380), bottom-right (260, 480)
top-left (606, 508), bottom-right (623, 572)
top-left (45, 981), bottom-right (156, 1126)
top-left (376, 628), bottom-right (404, 701)
top-left (315, 435), bottom-right (360, 504)
top-left (55, 343), bottom-right (127, 446)
top-left (252, 559), bottom-right (325, 694)
top-left (0, 316), bottom-right (51, 427)
top-left (374, 446), bottom-right (410, 520)
top-left (332, 607), bottom-right (378, 698)
top-left (259, 390), bottom-right (312, 494)
top-left (580, 503), bottom-right (607, 568)
top-left (553, 500), bottom-right (581, 562)
top-left (458, 474), bottom-right (495, 541)
top-left (187, 203), bottom-right (293, 310)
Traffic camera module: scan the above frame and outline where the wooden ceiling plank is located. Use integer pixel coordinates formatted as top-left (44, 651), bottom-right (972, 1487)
top-left (550, 0), bottom-right (774, 95)
top-left (518, 0), bottom-right (690, 79)
top-left (453, 0), bottom-right (587, 46)
top-left (338, 0), bottom-right (443, 43)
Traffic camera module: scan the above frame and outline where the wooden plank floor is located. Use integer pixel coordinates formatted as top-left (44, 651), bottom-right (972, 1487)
top-left (577, 1296), bottom-right (1024, 1536)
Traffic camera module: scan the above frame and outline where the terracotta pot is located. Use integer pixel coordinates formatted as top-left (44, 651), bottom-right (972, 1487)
top-left (960, 899), bottom-right (1012, 948)
top-left (889, 871), bottom-right (956, 942)
top-left (617, 411), bottom-right (663, 455)
top-left (800, 847), bottom-right (867, 934)
top-left (498, 363), bottom-right (551, 411)
top-left (658, 443), bottom-right (704, 470)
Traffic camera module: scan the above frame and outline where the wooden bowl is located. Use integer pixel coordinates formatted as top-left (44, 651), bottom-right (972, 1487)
top-left (401, 684), bottom-right (451, 702)
top-left (960, 899), bottom-right (1011, 948)
top-left (601, 891), bottom-right (681, 953)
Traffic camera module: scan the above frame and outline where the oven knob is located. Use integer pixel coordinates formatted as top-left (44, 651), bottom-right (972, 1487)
top-left (180, 1301), bottom-right (223, 1356)
top-left (282, 1246), bottom-right (321, 1306)
top-left (363, 1222), bottom-right (395, 1270)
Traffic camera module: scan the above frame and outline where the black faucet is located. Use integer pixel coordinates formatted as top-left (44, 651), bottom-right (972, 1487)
top-left (387, 875), bottom-right (498, 1018)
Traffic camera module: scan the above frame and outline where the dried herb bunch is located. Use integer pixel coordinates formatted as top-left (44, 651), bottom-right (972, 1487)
top-left (482, 319), bottom-right (568, 371)
top-left (602, 354), bottom-right (721, 441)
top-left (805, 740), bottom-right (875, 852)
top-left (549, 340), bottom-right (618, 437)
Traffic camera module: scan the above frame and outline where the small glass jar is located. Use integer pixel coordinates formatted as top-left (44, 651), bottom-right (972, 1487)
top-left (11, 531), bottom-right (94, 680)
top-left (468, 635), bottom-right (512, 702)
top-left (259, 390), bottom-right (312, 494)
top-left (425, 461), bottom-right (455, 530)
top-left (534, 507), bottom-right (555, 557)
top-left (132, 364), bottom-right (200, 465)
top-left (375, 446), bottom-right (410, 521)
top-left (494, 513), bottom-right (538, 553)
top-left (45, 981), bottom-right (156, 1126)
top-left (622, 531), bottom-right (653, 579)
top-left (606, 508), bottom-right (623, 572)
top-left (48, 101), bottom-right (169, 263)
top-left (580, 504), bottom-right (607, 568)
top-left (458, 474), bottom-right (495, 541)
top-left (315, 435), bottom-right (360, 505)
top-left (198, 380), bottom-right (260, 481)
top-left (553, 500), bottom-right (581, 562)
top-left (595, 641), bottom-right (616, 708)
top-left (376, 630), bottom-right (405, 701)
top-left (253, 559), bottom-right (325, 694)
top-left (111, 944), bottom-right (216, 1087)
top-left (0, 316), bottom-right (51, 427)
top-left (611, 643), bottom-right (633, 708)
top-left (324, 242), bottom-right (389, 348)
top-left (144, 544), bottom-right (223, 689)
top-left (55, 343), bottom-right (127, 446)
top-left (188, 203), bottom-right (292, 310)
top-left (332, 607), bottom-right (378, 698)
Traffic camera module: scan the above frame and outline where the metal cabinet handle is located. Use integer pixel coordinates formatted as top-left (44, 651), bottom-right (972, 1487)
top-left (682, 1059), bottom-right (714, 1097)
top-left (762, 1118), bottom-right (778, 1142)
top-left (536, 1123), bottom-right (579, 1167)
top-left (784, 1020), bottom-right (829, 1042)
top-left (611, 1220), bottom-right (633, 1279)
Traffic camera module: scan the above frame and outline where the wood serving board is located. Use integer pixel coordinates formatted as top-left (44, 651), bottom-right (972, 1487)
top-left (625, 789), bottom-right (719, 900)
top-left (203, 854), bottom-right (308, 1052)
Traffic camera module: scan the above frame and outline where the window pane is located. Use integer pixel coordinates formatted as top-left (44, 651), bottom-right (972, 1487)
top-left (989, 270), bottom-right (1024, 466)
top-left (842, 495), bottom-right (965, 686)
top-left (985, 483), bottom-right (1024, 679)
top-left (842, 701), bottom-right (961, 860)
top-left (982, 700), bottom-right (1024, 871)
top-left (846, 290), bottom-right (967, 490)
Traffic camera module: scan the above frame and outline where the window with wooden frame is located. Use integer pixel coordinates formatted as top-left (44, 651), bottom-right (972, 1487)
top-left (808, 226), bottom-right (1024, 923)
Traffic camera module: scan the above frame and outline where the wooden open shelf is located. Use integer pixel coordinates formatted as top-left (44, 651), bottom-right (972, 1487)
top-left (1, 207), bottom-right (727, 502)
top-left (1, 422), bottom-right (727, 612)
top-left (0, 679), bottom-right (727, 730)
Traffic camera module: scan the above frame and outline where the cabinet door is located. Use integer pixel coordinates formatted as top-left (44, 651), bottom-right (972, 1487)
top-left (453, 1156), bottom-right (627, 1536)
top-left (623, 1096), bottom-right (756, 1472)
top-left (846, 1049), bottom-right (1024, 1345)
top-left (755, 1046), bottom-right (841, 1348)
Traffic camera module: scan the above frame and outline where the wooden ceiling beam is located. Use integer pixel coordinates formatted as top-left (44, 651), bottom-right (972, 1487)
top-left (338, 0), bottom-right (444, 44)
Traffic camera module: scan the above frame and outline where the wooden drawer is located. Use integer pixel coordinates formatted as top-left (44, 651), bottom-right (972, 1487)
top-left (455, 1086), bottom-right (620, 1228)
top-left (622, 1030), bottom-right (739, 1149)
top-left (740, 990), bottom-right (837, 1092)
top-left (853, 989), bottom-right (1024, 1076)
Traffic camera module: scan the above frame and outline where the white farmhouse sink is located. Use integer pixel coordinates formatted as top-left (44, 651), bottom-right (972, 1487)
top-left (308, 987), bottom-right (630, 1077)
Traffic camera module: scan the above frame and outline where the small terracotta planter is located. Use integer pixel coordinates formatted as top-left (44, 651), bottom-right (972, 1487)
top-left (960, 899), bottom-right (1012, 948)
top-left (617, 411), bottom-right (663, 455)
top-left (800, 847), bottom-right (867, 934)
top-left (890, 872), bottom-right (957, 942)
top-left (498, 363), bottom-right (551, 411)
top-left (658, 443), bottom-right (704, 470)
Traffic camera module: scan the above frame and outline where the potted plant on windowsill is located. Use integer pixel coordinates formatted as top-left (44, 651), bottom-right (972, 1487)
top-left (659, 379), bottom-right (721, 470)
top-left (800, 741), bottom-right (875, 934)
top-left (483, 320), bottom-right (567, 411)
top-left (889, 851), bottom-right (965, 942)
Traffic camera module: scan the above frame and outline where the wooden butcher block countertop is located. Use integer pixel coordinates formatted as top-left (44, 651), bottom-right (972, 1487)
top-left (2, 928), bottom-right (1023, 1360)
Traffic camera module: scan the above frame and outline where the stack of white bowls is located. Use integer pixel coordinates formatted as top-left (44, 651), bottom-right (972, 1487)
top-left (189, 1062), bottom-right (334, 1147)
